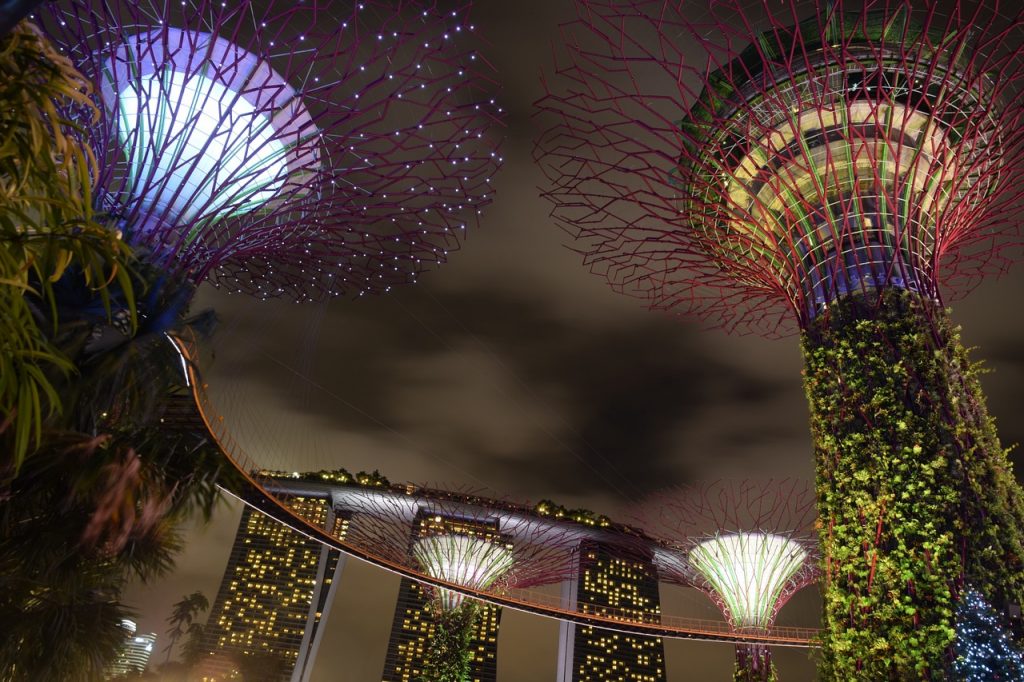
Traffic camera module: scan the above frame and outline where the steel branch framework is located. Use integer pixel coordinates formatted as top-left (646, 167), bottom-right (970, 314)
top-left (535, 0), bottom-right (1024, 336)
top-left (338, 485), bottom-right (588, 602)
top-left (644, 480), bottom-right (819, 632)
top-left (643, 480), bottom-right (819, 680)
top-left (412, 532), bottom-right (514, 610)
top-left (41, 0), bottom-right (503, 302)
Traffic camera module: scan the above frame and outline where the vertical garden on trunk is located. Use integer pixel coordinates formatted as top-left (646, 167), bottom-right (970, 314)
top-left (803, 290), bottom-right (1024, 678)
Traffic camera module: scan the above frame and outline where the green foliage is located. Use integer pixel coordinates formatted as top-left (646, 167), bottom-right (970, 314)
top-left (734, 644), bottom-right (777, 682)
top-left (0, 570), bottom-right (132, 682)
top-left (419, 601), bottom-right (479, 682)
top-left (0, 270), bottom-right (226, 679)
top-left (257, 467), bottom-right (391, 488)
top-left (179, 623), bottom-right (206, 669)
top-left (534, 499), bottom-right (612, 527)
top-left (0, 21), bottom-right (231, 682)
top-left (0, 21), bottom-right (135, 471)
top-left (802, 290), bottom-right (1024, 680)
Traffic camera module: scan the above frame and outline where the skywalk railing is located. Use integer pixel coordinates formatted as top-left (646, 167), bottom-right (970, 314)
top-left (169, 332), bottom-right (820, 647)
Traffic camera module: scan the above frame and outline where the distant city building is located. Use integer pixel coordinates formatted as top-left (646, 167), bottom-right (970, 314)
top-left (382, 511), bottom-right (502, 682)
top-left (557, 541), bottom-right (666, 682)
top-left (108, 619), bottom-right (157, 678)
top-left (200, 496), bottom-right (348, 682)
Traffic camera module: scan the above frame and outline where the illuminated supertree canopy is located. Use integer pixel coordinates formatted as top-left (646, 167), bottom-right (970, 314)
top-left (337, 487), bottom-right (585, 598)
top-left (323, 486), bottom-right (586, 681)
top-left (645, 480), bottom-right (818, 682)
top-left (536, 0), bottom-right (1024, 335)
top-left (41, 0), bottom-right (503, 302)
top-left (537, 2), bottom-right (1024, 677)
top-left (411, 519), bottom-right (515, 610)
top-left (688, 533), bottom-right (809, 633)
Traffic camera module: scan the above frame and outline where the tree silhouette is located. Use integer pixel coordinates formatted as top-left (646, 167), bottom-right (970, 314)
top-left (164, 591), bottom-right (209, 663)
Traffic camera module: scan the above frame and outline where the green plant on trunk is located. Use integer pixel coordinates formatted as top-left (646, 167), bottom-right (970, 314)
top-left (419, 601), bottom-right (479, 682)
top-left (734, 644), bottom-right (777, 682)
top-left (802, 289), bottom-right (1024, 680)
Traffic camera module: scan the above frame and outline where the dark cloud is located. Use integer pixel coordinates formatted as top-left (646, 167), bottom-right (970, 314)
top-left (199, 280), bottom-right (802, 507)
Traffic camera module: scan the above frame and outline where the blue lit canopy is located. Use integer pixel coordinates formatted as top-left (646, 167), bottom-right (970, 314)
top-left (100, 28), bottom-right (317, 241)
top-left (44, 0), bottom-right (504, 301)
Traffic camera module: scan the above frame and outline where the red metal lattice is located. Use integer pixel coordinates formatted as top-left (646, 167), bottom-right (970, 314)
top-left (639, 479), bottom-right (820, 632)
top-left (535, 0), bottom-right (1024, 336)
top-left (41, 0), bottom-right (503, 302)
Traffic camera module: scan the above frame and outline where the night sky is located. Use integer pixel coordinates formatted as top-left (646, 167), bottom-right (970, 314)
top-left (123, 1), bottom-right (1024, 680)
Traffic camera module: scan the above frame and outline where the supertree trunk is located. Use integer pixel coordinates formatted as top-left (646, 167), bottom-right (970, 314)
top-left (419, 601), bottom-right (479, 682)
top-left (802, 289), bottom-right (1024, 679)
top-left (537, 1), bottom-right (1024, 678)
top-left (734, 643), bottom-right (776, 682)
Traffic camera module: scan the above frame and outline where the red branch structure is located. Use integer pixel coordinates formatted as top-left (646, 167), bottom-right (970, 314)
top-left (41, 0), bottom-right (503, 302)
top-left (255, 473), bottom-right (669, 609)
top-left (535, 0), bottom-right (1024, 336)
top-left (537, 2), bottom-right (1024, 676)
top-left (644, 480), bottom-right (819, 626)
top-left (642, 480), bottom-right (819, 680)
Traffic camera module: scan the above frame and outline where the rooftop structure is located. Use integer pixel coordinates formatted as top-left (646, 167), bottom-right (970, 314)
top-left (537, 2), bottom-right (1024, 676)
top-left (42, 0), bottom-right (503, 302)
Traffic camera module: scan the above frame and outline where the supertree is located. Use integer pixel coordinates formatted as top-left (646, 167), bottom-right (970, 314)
top-left (1, 6), bottom-right (500, 676)
top-left (38, 0), bottom-right (502, 306)
top-left (644, 480), bottom-right (819, 682)
top-left (536, 1), bottom-right (1024, 678)
top-left (410, 516), bottom-right (515, 682)
top-left (339, 486), bottom-right (601, 682)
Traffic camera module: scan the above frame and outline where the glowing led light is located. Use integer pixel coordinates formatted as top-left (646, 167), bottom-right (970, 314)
top-left (689, 532), bottom-right (808, 630)
top-left (412, 534), bottom-right (514, 610)
top-left (115, 70), bottom-right (287, 223)
top-left (100, 29), bottom-right (318, 237)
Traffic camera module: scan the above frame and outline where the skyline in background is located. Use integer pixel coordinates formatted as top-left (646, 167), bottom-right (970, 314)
top-left (123, 1), bottom-right (1024, 680)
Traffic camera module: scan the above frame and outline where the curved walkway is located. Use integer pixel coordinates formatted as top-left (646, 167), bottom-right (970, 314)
top-left (170, 333), bottom-right (819, 648)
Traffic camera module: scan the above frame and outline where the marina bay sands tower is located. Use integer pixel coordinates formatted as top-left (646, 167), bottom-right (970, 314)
top-left (199, 494), bottom-right (347, 682)
top-left (557, 541), bottom-right (666, 682)
top-left (201, 471), bottom-right (673, 680)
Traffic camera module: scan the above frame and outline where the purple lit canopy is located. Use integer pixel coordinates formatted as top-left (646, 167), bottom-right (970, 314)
top-left (43, 0), bottom-right (504, 301)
